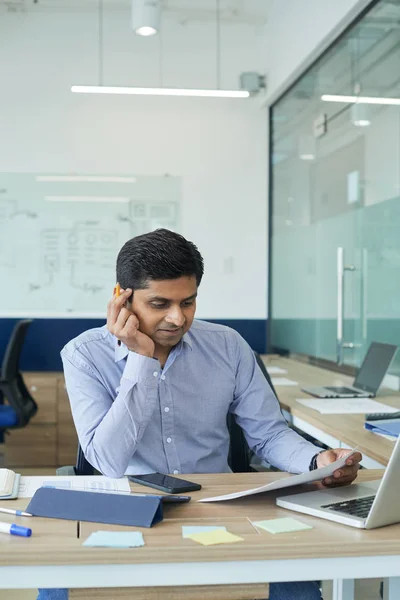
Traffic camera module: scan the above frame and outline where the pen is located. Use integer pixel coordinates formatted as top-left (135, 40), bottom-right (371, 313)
top-left (0, 521), bottom-right (32, 537)
top-left (115, 283), bottom-right (122, 347)
top-left (0, 507), bottom-right (32, 518)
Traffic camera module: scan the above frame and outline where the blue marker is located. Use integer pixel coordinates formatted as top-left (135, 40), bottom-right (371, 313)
top-left (0, 521), bottom-right (32, 537)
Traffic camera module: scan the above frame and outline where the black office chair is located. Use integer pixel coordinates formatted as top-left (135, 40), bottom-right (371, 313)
top-left (0, 320), bottom-right (38, 443)
top-left (59, 351), bottom-right (280, 476)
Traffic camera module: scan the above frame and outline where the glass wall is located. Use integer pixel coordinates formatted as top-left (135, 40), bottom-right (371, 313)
top-left (269, 0), bottom-right (400, 373)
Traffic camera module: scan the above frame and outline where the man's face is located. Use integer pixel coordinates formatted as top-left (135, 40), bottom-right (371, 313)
top-left (130, 276), bottom-right (197, 349)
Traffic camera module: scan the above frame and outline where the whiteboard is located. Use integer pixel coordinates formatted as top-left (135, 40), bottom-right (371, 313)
top-left (0, 173), bottom-right (181, 316)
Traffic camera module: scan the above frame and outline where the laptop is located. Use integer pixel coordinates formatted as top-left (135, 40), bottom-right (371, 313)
top-left (276, 437), bottom-right (400, 529)
top-left (302, 342), bottom-right (397, 398)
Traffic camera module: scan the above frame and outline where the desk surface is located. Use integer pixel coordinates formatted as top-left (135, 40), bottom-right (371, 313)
top-left (261, 356), bottom-right (400, 466)
top-left (1, 470), bottom-right (398, 568)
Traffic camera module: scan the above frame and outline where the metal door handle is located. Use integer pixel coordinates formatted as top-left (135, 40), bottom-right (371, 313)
top-left (337, 247), bottom-right (356, 365)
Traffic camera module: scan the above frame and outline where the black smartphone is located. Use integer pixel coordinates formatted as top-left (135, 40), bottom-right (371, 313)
top-left (128, 473), bottom-right (201, 494)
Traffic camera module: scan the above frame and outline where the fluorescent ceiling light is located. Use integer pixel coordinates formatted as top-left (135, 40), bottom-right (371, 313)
top-left (37, 176), bottom-right (136, 183)
top-left (353, 120), bottom-right (371, 127)
top-left (45, 196), bottom-right (130, 203)
top-left (71, 85), bottom-right (250, 99)
top-left (299, 154), bottom-right (315, 161)
top-left (322, 94), bottom-right (400, 106)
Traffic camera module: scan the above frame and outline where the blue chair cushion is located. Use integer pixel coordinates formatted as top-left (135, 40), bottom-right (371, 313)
top-left (0, 405), bottom-right (18, 428)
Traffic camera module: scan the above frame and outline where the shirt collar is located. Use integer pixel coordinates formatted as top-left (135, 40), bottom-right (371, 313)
top-left (114, 331), bottom-right (192, 362)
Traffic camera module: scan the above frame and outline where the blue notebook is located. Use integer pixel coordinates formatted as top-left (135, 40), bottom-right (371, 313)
top-left (365, 418), bottom-right (400, 438)
top-left (26, 487), bottom-right (163, 528)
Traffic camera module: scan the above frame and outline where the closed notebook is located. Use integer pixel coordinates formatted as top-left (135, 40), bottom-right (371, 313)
top-left (365, 418), bottom-right (400, 438)
top-left (0, 469), bottom-right (20, 500)
top-left (26, 487), bottom-right (163, 528)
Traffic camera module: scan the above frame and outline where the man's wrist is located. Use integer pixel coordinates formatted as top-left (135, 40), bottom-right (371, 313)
top-left (309, 451), bottom-right (323, 471)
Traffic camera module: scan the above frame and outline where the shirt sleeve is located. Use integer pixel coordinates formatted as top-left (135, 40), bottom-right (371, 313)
top-left (229, 333), bottom-right (320, 473)
top-left (61, 348), bottom-right (160, 478)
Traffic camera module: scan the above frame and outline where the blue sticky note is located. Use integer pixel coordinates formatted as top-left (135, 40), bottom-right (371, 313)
top-left (83, 531), bottom-right (145, 548)
top-left (182, 526), bottom-right (226, 539)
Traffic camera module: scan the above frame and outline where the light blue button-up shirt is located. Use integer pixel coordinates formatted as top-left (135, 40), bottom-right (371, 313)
top-left (61, 320), bottom-right (319, 478)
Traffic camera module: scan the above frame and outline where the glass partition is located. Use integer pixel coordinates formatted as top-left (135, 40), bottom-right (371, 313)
top-left (270, 0), bottom-right (400, 374)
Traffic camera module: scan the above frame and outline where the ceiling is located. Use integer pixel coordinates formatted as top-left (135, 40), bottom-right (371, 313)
top-left (0, 0), bottom-right (269, 24)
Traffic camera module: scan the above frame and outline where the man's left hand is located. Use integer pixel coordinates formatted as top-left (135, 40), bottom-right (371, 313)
top-left (316, 448), bottom-right (362, 487)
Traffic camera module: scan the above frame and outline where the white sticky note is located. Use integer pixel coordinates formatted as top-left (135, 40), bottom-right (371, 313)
top-left (271, 378), bottom-right (298, 387)
top-left (182, 526), bottom-right (226, 538)
top-left (83, 531), bottom-right (145, 548)
top-left (266, 367), bottom-right (288, 375)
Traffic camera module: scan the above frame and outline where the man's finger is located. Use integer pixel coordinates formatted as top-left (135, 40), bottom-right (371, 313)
top-left (346, 451), bottom-right (362, 466)
top-left (107, 288), bottom-right (132, 326)
top-left (115, 307), bottom-right (133, 332)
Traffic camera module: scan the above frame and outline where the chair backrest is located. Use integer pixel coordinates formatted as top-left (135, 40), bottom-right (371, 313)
top-left (254, 351), bottom-right (279, 398)
top-left (76, 443), bottom-right (95, 475)
top-left (0, 320), bottom-right (37, 428)
top-left (1, 320), bottom-right (33, 381)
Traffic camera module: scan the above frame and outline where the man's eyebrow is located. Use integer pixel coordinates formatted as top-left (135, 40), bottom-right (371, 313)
top-left (147, 293), bottom-right (198, 302)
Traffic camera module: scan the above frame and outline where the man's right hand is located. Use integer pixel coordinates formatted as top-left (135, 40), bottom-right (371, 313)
top-left (106, 287), bottom-right (155, 358)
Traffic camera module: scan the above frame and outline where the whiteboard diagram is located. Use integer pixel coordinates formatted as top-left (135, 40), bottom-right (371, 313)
top-left (0, 174), bottom-right (180, 316)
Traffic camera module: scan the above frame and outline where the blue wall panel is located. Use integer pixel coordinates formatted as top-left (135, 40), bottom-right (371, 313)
top-left (0, 318), bottom-right (267, 372)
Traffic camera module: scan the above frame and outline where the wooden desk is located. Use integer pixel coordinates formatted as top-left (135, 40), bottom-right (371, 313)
top-left (261, 356), bottom-right (400, 468)
top-left (1, 472), bottom-right (400, 600)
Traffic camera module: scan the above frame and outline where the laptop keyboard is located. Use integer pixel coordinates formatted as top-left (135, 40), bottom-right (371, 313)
top-left (321, 495), bottom-right (375, 519)
top-left (325, 386), bottom-right (357, 394)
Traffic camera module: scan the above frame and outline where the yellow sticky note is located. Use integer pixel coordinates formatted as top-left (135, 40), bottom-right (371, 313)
top-left (253, 518), bottom-right (313, 534)
top-left (188, 529), bottom-right (244, 546)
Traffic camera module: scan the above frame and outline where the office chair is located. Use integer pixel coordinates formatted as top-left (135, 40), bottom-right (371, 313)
top-left (0, 320), bottom-right (38, 443)
top-left (58, 351), bottom-right (279, 476)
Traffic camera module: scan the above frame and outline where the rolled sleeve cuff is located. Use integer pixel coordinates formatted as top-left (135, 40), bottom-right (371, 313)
top-left (289, 443), bottom-right (323, 474)
top-left (122, 352), bottom-right (160, 384)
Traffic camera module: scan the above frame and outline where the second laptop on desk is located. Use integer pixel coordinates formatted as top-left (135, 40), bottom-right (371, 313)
top-left (302, 342), bottom-right (397, 399)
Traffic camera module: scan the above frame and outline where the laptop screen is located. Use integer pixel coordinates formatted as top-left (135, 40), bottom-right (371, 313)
top-left (354, 342), bottom-right (397, 394)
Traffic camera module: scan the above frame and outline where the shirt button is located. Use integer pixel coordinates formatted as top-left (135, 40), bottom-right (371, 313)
top-left (164, 407), bottom-right (170, 413)
top-left (173, 470), bottom-right (179, 474)
top-left (166, 437), bottom-right (172, 443)
top-left (153, 371), bottom-right (158, 377)
top-left (161, 374), bottom-right (166, 380)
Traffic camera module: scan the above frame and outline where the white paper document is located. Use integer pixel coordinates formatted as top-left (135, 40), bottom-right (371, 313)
top-left (296, 397), bottom-right (399, 415)
top-left (199, 451), bottom-right (356, 502)
top-left (266, 366), bottom-right (288, 375)
top-left (271, 377), bottom-right (298, 387)
top-left (18, 475), bottom-right (131, 498)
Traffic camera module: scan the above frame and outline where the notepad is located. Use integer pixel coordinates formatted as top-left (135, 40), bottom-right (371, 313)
top-left (187, 529), bottom-right (243, 546)
top-left (252, 518), bottom-right (313, 534)
top-left (83, 531), bottom-right (145, 548)
top-left (0, 469), bottom-right (20, 500)
top-left (182, 526), bottom-right (226, 538)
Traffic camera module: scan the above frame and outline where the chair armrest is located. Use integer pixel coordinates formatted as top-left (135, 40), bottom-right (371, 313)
top-left (56, 466), bottom-right (77, 476)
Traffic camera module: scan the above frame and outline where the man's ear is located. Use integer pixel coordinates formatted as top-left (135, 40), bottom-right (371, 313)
top-left (126, 290), bottom-right (134, 309)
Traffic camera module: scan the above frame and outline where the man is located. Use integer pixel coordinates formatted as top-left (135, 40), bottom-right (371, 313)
top-left (38, 229), bottom-right (361, 600)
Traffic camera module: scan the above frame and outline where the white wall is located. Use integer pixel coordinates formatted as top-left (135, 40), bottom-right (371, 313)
top-left (0, 7), bottom-right (267, 320)
top-left (264, 0), bottom-right (362, 100)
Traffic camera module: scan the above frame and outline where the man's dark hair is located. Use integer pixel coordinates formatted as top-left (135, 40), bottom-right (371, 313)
top-left (116, 228), bottom-right (204, 291)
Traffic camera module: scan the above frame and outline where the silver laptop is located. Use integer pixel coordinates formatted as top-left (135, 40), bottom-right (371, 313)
top-left (277, 437), bottom-right (400, 529)
top-left (302, 342), bottom-right (397, 398)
